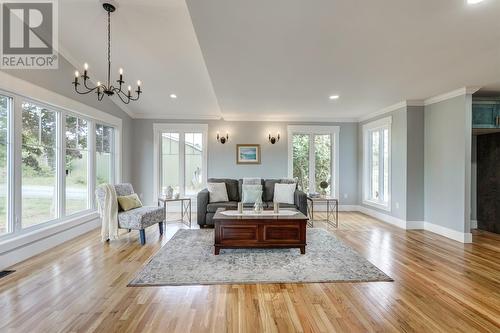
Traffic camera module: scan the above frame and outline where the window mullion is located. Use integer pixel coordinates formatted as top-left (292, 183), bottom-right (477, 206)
top-left (58, 111), bottom-right (65, 218)
top-left (367, 132), bottom-right (373, 200)
top-left (309, 134), bottom-right (315, 193)
top-left (11, 97), bottom-right (22, 233)
top-left (88, 121), bottom-right (96, 209)
top-left (377, 129), bottom-right (384, 202)
top-left (158, 132), bottom-right (163, 193)
top-left (179, 132), bottom-right (186, 197)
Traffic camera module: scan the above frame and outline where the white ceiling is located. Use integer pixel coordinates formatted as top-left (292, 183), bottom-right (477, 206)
top-left (59, 0), bottom-right (221, 119)
top-left (59, 0), bottom-right (500, 120)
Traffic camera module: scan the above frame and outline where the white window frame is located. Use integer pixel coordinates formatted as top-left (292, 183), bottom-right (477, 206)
top-left (153, 123), bottom-right (208, 204)
top-left (0, 81), bottom-right (121, 241)
top-left (287, 125), bottom-right (340, 199)
top-left (362, 116), bottom-right (392, 211)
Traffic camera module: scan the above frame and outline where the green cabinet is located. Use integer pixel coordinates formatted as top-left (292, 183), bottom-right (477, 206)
top-left (472, 100), bottom-right (500, 128)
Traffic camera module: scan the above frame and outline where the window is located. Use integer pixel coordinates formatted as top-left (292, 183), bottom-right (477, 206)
top-left (154, 124), bottom-right (207, 200)
top-left (22, 102), bottom-right (58, 227)
top-left (363, 116), bottom-right (391, 210)
top-left (0, 96), bottom-right (10, 235)
top-left (288, 126), bottom-right (339, 198)
top-left (65, 115), bottom-right (89, 215)
top-left (0, 83), bottom-right (121, 242)
top-left (96, 124), bottom-right (114, 186)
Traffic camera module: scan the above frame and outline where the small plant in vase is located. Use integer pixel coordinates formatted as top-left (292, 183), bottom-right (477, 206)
top-left (319, 181), bottom-right (329, 198)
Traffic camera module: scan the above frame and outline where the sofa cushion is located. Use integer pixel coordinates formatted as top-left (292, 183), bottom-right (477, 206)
top-left (208, 178), bottom-right (239, 201)
top-left (118, 206), bottom-right (164, 230)
top-left (206, 201), bottom-right (238, 213)
top-left (263, 179), bottom-right (281, 202)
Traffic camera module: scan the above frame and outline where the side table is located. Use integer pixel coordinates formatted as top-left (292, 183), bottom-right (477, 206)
top-left (158, 197), bottom-right (192, 228)
top-left (307, 196), bottom-right (339, 228)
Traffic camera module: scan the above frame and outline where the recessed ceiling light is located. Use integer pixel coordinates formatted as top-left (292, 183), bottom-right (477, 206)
top-left (329, 95), bottom-right (340, 100)
top-left (170, 94), bottom-right (177, 99)
top-left (467, 0), bottom-right (484, 4)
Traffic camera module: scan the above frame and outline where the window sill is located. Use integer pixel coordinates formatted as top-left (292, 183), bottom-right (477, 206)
top-left (0, 210), bottom-right (99, 254)
top-left (362, 199), bottom-right (391, 212)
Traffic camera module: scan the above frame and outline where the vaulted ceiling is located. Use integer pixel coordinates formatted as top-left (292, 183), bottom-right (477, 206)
top-left (60, 0), bottom-right (500, 120)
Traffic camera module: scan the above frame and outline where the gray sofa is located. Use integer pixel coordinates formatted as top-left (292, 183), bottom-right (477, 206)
top-left (197, 178), bottom-right (307, 227)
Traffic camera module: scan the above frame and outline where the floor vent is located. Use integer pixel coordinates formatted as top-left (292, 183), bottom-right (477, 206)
top-left (0, 270), bottom-right (15, 279)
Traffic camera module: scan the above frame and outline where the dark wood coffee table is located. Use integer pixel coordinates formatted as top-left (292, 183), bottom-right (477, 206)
top-left (213, 208), bottom-right (308, 255)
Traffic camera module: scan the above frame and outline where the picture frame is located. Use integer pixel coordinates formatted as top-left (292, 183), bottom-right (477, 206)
top-left (236, 144), bottom-right (261, 164)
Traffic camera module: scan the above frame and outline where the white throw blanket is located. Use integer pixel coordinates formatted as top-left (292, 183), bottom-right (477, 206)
top-left (97, 184), bottom-right (119, 242)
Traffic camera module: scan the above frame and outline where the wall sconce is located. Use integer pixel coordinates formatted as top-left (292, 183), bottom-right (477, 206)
top-left (217, 132), bottom-right (229, 144)
top-left (268, 133), bottom-right (280, 144)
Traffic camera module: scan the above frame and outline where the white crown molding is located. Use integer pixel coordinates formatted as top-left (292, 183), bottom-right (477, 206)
top-left (58, 45), bottom-right (137, 119)
top-left (406, 100), bottom-right (425, 107)
top-left (135, 113), bottom-right (221, 120)
top-left (221, 114), bottom-right (358, 123)
top-left (423, 86), bottom-right (481, 106)
top-left (358, 101), bottom-right (405, 122)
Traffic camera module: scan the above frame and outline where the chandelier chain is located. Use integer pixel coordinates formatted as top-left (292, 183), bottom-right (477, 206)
top-left (107, 9), bottom-right (111, 88)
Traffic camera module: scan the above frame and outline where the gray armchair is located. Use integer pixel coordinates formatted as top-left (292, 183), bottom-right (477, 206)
top-left (96, 183), bottom-right (165, 245)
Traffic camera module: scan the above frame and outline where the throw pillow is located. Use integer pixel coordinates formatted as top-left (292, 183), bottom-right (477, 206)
top-left (207, 182), bottom-right (229, 203)
top-left (274, 183), bottom-right (296, 204)
top-left (243, 177), bottom-right (261, 185)
top-left (117, 193), bottom-right (143, 211)
top-left (242, 184), bottom-right (263, 203)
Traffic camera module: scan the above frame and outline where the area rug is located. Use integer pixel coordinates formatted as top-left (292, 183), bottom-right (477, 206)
top-left (128, 228), bottom-right (392, 286)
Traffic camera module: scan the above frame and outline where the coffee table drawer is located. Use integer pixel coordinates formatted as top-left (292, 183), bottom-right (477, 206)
top-left (263, 225), bottom-right (301, 243)
top-left (220, 225), bottom-right (258, 241)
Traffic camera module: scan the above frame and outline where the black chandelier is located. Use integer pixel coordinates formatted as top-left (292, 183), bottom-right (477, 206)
top-left (72, 2), bottom-right (142, 104)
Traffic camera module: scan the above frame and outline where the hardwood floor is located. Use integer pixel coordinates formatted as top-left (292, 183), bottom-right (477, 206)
top-left (1, 212), bottom-right (499, 333)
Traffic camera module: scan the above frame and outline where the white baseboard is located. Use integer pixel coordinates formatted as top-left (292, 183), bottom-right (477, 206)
top-left (353, 205), bottom-right (471, 243)
top-left (470, 220), bottom-right (478, 229)
top-left (406, 221), bottom-right (425, 229)
top-left (0, 214), bottom-right (100, 270)
top-left (423, 221), bottom-right (472, 243)
top-left (338, 205), bottom-right (358, 212)
top-left (357, 205), bottom-right (407, 229)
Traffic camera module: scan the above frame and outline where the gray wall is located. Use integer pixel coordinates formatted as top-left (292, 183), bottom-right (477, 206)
top-left (1, 56), bottom-right (134, 182)
top-left (424, 95), bottom-right (470, 233)
top-left (131, 119), bottom-right (358, 206)
top-left (358, 107), bottom-right (408, 221)
top-left (406, 106), bottom-right (425, 221)
top-left (471, 135), bottom-right (477, 222)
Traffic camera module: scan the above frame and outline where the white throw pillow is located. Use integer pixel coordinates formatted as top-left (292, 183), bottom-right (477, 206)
top-left (273, 183), bottom-right (296, 204)
top-left (207, 183), bottom-right (229, 203)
